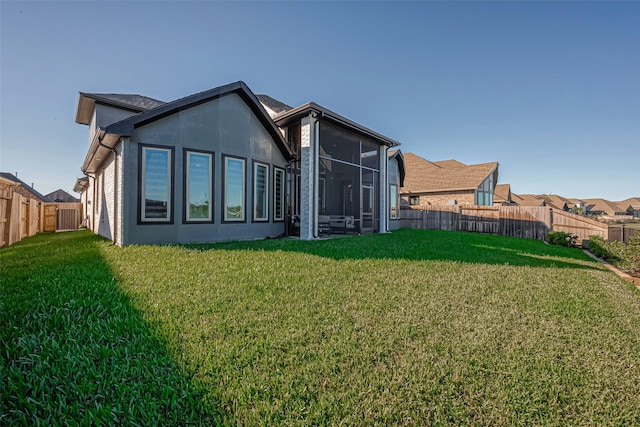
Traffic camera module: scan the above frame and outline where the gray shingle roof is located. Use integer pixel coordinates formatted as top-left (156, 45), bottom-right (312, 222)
top-left (81, 93), bottom-right (166, 111)
top-left (45, 189), bottom-right (79, 203)
top-left (256, 95), bottom-right (293, 114)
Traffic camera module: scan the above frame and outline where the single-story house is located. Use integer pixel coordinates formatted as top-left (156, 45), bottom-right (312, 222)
top-left (618, 197), bottom-right (640, 218)
top-left (583, 198), bottom-right (628, 218)
top-left (74, 81), bottom-right (404, 245)
top-left (400, 153), bottom-right (498, 207)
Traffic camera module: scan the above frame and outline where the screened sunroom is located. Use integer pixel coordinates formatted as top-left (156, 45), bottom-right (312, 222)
top-left (273, 103), bottom-right (401, 240)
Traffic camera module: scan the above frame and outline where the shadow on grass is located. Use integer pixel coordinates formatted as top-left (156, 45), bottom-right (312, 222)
top-left (188, 228), bottom-right (601, 271)
top-left (0, 231), bottom-right (222, 425)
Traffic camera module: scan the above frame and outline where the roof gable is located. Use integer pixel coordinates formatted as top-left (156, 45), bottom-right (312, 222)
top-left (273, 101), bottom-right (401, 147)
top-left (494, 183), bottom-right (512, 203)
top-left (82, 81), bottom-right (293, 174)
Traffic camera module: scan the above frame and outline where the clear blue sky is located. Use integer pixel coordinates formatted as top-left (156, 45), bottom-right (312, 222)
top-left (1, 1), bottom-right (638, 201)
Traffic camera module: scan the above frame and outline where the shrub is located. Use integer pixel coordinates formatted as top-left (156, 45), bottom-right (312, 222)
top-left (547, 231), bottom-right (578, 248)
top-left (588, 234), bottom-right (640, 275)
top-left (588, 235), bottom-right (609, 259)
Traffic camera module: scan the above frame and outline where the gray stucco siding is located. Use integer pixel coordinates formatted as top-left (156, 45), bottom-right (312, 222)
top-left (120, 93), bottom-right (288, 245)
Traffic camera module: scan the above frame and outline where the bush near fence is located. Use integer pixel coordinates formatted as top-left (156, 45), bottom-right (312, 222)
top-left (589, 234), bottom-right (640, 275)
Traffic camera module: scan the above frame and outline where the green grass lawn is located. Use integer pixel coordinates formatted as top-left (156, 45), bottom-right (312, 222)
top-left (2, 229), bottom-right (640, 426)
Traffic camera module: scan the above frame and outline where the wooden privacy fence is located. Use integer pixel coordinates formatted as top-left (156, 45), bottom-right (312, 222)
top-left (0, 188), bottom-right (41, 248)
top-left (0, 182), bottom-right (83, 248)
top-left (608, 226), bottom-right (638, 244)
top-left (400, 205), bottom-right (608, 243)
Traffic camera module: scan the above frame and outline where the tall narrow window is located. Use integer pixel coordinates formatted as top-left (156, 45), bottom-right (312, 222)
top-left (185, 150), bottom-right (213, 222)
top-left (141, 146), bottom-right (172, 222)
top-left (274, 168), bottom-right (285, 221)
top-left (390, 184), bottom-right (398, 219)
top-left (223, 156), bottom-right (245, 222)
top-left (253, 162), bottom-right (269, 222)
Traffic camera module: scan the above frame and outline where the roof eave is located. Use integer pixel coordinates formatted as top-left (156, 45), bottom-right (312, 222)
top-left (81, 129), bottom-right (120, 175)
top-left (73, 178), bottom-right (89, 193)
top-left (273, 102), bottom-right (401, 148)
top-left (75, 93), bottom-right (96, 125)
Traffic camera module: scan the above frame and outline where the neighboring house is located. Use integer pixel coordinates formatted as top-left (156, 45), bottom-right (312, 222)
top-left (0, 172), bottom-right (51, 202)
top-left (400, 153), bottom-right (498, 207)
top-left (45, 189), bottom-right (79, 203)
top-left (74, 81), bottom-right (403, 245)
top-left (583, 198), bottom-right (627, 218)
top-left (618, 197), bottom-right (640, 218)
top-left (510, 193), bottom-right (546, 207)
top-left (493, 183), bottom-right (513, 205)
top-left (535, 194), bottom-right (575, 211)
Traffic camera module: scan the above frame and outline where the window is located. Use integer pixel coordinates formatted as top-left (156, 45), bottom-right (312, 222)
top-left (390, 185), bottom-right (398, 219)
top-left (223, 156), bottom-right (245, 222)
top-left (274, 167), bottom-right (285, 221)
top-left (140, 146), bottom-right (173, 222)
top-left (409, 195), bottom-right (420, 206)
top-left (253, 162), bottom-right (269, 221)
top-left (185, 150), bottom-right (213, 222)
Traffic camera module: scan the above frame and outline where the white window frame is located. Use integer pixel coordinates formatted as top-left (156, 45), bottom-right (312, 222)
top-left (253, 162), bottom-right (269, 222)
top-left (141, 146), bottom-right (172, 222)
top-left (223, 155), bottom-right (246, 222)
top-left (185, 150), bottom-right (213, 222)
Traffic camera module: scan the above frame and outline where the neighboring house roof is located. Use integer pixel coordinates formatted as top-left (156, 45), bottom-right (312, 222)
top-left (45, 189), bottom-right (79, 203)
top-left (401, 152), bottom-right (498, 194)
top-left (0, 172), bottom-right (51, 202)
top-left (536, 194), bottom-right (573, 210)
top-left (273, 102), bottom-right (401, 148)
top-left (80, 81), bottom-right (294, 174)
top-left (617, 197), bottom-right (640, 211)
top-left (583, 198), bottom-right (626, 216)
top-left (256, 94), bottom-right (293, 117)
top-left (511, 193), bottom-right (546, 207)
top-left (493, 183), bottom-right (512, 204)
top-left (76, 93), bottom-right (166, 125)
